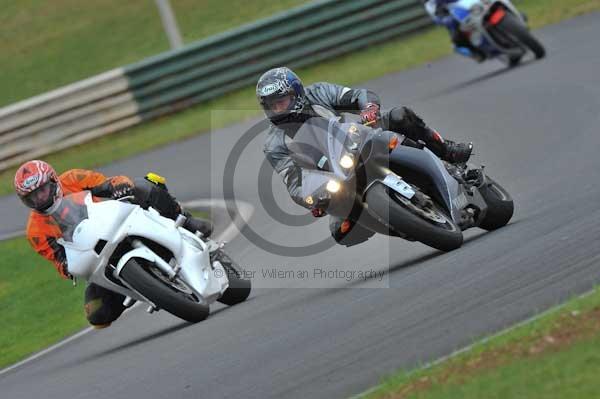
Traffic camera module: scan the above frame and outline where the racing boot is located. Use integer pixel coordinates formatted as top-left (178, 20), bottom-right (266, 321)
top-left (387, 108), bottom-right (473, 164)
top-left (182, 211), bottom-right (214, 238)
top-left (443, 140), bottom-right (473, 164)
top-left (427, 129), bottom-right (473, 164)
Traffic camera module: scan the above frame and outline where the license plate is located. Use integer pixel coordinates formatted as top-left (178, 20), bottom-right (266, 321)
top-left (382, 174), bottom-right (415, 199)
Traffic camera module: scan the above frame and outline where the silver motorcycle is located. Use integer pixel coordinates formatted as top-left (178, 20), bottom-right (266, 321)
top-left (288, 116), bottom-right (514, 251)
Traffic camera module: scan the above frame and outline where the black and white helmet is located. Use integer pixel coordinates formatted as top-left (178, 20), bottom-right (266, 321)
top-left (256, 67), bottom-right (307, 124)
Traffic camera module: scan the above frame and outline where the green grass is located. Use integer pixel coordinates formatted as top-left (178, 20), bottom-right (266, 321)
top-left (0, 0), bottom-right (307, 107)
top-left (366, 288), bottom-right (600, 399)
top-left (0, 237), bottom-right (87, 369)
top-left (408, 339), bottom-right (600, 399)
top-left (189, 209), bottom-right (210, 221)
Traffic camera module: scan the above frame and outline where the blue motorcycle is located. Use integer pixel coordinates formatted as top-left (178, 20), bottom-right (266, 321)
top-left (441, 0), bottom-right (545, 65)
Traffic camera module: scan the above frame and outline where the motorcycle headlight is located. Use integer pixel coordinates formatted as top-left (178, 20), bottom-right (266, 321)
top-left (326, 179), bottom-right (341, 193)
top-left (339, 154), bottom-right (354, 169)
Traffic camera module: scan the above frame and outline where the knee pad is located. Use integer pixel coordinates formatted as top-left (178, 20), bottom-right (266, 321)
top-left (85, 298), bottom-right (123, 326)
top-left (84, 285), bottom-right (126, 326)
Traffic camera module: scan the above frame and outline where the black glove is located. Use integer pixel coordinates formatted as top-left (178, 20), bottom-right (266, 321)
top-left (91, 180), bottom-right (134, 199)
top-left (110, 183), bottom-right (135, 199)
top-left (90, 180), bottom-right (113, 198)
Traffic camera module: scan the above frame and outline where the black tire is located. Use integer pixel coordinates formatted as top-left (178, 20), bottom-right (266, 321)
top-left (478, 176), bottom-right (514, 231)
top-left (366, 184), bottom-right (463, 252)
top-left (120, 258), bottom-right (209, 323)
top-left (214, 251), bottom-right (251, 306)
top-left (497, 12), bottom-right (545, 59)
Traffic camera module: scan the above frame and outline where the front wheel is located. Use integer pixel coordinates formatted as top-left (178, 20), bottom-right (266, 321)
top-left (497, 12), bottom-right (545, 59)
top-left (365, 184), bottom-right (463, 252)
top-left (120, 258), bottom-right (209, 323)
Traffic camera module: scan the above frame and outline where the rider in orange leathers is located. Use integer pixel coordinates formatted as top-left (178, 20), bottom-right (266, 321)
top-left (15, 160), bottom-right (212, 328)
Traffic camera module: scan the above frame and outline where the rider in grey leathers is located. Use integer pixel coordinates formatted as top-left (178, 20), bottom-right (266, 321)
top-left (258, 67), bottom-right (473, 247)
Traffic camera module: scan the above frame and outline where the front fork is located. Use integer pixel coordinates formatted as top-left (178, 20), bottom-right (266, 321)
top-left (445, 163), bottom-right (490, 229)
top-left (119, 214), bottom-right (226, 311)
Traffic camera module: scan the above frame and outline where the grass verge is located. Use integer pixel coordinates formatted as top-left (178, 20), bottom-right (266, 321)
top-left (0, 0), bottom-right (307, 107)
top-left (1, 0), bottom-right (599, 196)
top-left (0, 237), bottom-right (87, 369)
top-left (365, 287), bottom-right (600, 399)
top-left (189, 209), bottom-right (211, 221)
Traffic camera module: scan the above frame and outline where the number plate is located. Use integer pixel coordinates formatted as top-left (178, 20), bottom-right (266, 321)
top-left (382, 174), bottom-right (415, 199)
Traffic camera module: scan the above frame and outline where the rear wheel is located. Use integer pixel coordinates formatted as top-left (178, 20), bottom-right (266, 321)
top-left (365, 184), bottom-right (463, 252)
top-left (120, 258), bottom-right (209, 323)
top-left (478, 176), bottom-right (514, 231)
top-left (497, 12), bottom-right (545, 59)
top-left (214, 251), bottom-right (251, 306)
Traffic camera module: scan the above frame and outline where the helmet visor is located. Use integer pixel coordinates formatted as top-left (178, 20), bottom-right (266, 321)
top-left (262, 93), bottom-right (296, 115)
top-left (22, 181), bottom-right (58, 211)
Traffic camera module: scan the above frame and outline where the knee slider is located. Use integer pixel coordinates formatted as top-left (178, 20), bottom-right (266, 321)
top-left (330, 220), bottom-right (375, 247)
top-left (85, 298), bottom-right (118, 326)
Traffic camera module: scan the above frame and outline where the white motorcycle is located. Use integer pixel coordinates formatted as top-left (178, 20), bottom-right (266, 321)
top-left (445, 0), bottom-right (545, 65)
top-left (53, 191), bottom-right (251, 323)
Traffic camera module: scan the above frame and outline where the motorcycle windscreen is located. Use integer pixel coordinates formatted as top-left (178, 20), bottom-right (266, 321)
top-left (288, 117), bottom-right (332, 171)
top-left (327, 119), bottom-right (369, 177)
top-left (48, 191), bottom-right (92, 242)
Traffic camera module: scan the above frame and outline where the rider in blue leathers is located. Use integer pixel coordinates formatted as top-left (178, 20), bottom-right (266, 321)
top-left (423, 0), bottom-right (487, 62)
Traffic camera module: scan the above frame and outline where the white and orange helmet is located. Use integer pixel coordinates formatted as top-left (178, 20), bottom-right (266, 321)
top-left (14, 160), bottom-right (62, 212)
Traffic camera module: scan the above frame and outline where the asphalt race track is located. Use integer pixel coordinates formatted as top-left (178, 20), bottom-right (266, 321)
top-left (2, 13), bottom-right (600, 399)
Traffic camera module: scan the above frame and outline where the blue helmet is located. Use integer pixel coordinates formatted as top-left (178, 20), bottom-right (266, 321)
top-left (256, 67), bottom-right (306, 124)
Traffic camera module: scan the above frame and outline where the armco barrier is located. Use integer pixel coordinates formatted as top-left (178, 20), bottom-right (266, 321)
top-left (0, 0), bottom-right (431, 171)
